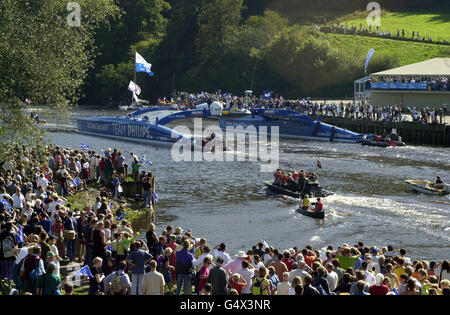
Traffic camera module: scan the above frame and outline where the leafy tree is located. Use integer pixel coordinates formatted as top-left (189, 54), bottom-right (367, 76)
top-left (0, 0), bottom-right (118, 158)
top-left (196, 0), bottom-right (244, 61)
top-left (82, 0), bottom-right (170, 104)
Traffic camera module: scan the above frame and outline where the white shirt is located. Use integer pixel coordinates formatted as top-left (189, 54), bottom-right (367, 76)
top-left (47, 201), bottom-right (59, 220)
top-left (289, 268), bottom-right (309, 283)
top-left (276, 281), bottom-right (291, 295)
top-left (263, 254), bottom-right (272, 265)
top-left (12, 193), bottom-right (25, 209)
top-left (21, 207), bottom-right (33, 220)
top-left (364, 270), bottom-right (376, 287)
top-left (15, 247), bottom-right (30, 264)
top-left (193, 253), bottom-right (213, 270)
top-left (51, 244), bottom-right (60, 276)
top-left (254, 262), bottom-right (265, 271)
top-left (142, 270), bottom-right (165, 295)
top-left (237, 268), bottom-right (255, 294)
top-left (57, 168), bottom-right (69, 178)
top-left (213, 249), bottom-right (231, 265)
top-left (104, 228), bottom-right (111, 242)
top-left (288, 287), bottom-right (296, 295)
top-left (327, 271), bottom-right (339, 291)
top-left (37, 177), bottom-right (48, 190)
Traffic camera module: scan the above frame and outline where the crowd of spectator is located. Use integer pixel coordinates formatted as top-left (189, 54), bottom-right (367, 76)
top-left (161, 91), bottom-right (447, 124)
top-left (320, 22), bottom-right (449, 46)
top-left (369, 76), bottom-right (450, 92)
top-left (0, 144), bottom-right (156, 295)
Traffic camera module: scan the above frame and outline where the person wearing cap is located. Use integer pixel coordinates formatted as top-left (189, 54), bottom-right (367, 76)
top-left (208, 256), bottom-right (228, 295)
top-left (36, 262), bottom-right (61, 295)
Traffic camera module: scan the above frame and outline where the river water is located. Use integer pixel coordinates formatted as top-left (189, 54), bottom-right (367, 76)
top-left (47, 108), bottom-right (450, 261)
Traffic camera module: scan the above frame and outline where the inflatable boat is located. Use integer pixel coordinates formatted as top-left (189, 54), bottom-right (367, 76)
top-left (296, 208), bottom-right (325, 219)
top-left (405, 180), bottom-right (450, 196)
top-left (264, 181), bottom-right (332, 199)
top-left (360, 135), bottom-right (406, 147)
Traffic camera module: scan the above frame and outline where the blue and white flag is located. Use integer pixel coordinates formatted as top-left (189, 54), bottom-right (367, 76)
top-left (140, 155), bottom-right (152, 166)
top-left (80, 143), bottom-right (89, 151)
top-left (153, 192), bottom-right (159, 203)
top-left (17, 225), bottom-right (24, 243)
top-left (263, 91), bottom-right (273, 100)
top-left (73, 265), bottom-right (93, 278)
top-left (364, 48), bottom-right (375, 74)
top-left (109, 203), bottom-right (114, 208)
top-left (1, 199), bottom-right (12, 214)
top-left (136, 52), bottom-right (154, 77)
top-left (72, 177), bottom-right (81, 187)
top-left (1, 198), bottom-right (9, 208)
top-left (393, 288), bottom-right (399, 295)
top-left (117, 213), bottom-right (126, 222)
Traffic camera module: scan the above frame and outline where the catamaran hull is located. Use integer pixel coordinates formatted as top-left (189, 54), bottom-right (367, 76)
top-left (219, 109), bottom-right (363, 143)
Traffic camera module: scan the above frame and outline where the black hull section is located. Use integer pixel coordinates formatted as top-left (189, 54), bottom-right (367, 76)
top-left (297, 209), bottom-right (325, 219)
top-left (264, 181), bottom-right (331, 199)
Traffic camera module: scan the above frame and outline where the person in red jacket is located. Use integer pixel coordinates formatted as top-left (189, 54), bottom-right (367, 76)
top-left (314, 198), bottom-right (323, 212)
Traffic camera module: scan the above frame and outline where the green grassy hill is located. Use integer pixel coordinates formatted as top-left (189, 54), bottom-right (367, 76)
top-left (327, 34), bottom-right (450, 67)
top-left (336, 11), bottom-right (450, 42)
top-left (267, 4), bottom-right (450, 69)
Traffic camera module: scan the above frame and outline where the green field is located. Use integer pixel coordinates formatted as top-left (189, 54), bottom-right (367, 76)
top-left (326, 33), bottom-right (450, 66)
top-left (336, 11), bottom-right (450, 42)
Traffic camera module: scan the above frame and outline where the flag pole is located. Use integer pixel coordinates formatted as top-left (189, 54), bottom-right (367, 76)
top-left (132, 51), bottom-right (137, 105)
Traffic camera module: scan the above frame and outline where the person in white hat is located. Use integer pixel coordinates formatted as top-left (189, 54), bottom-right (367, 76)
top-left (223, 251), bottom-right (251, 275)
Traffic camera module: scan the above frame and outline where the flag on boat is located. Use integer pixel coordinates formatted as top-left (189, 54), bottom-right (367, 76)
top-left (128, 81), bottom-right (142, 96)
top-left (364, 48), bottom-right (375, 74)
top-left (73, 265), bottom-right (93, 278)
top-left (136, 52), bottom-right (154, 77)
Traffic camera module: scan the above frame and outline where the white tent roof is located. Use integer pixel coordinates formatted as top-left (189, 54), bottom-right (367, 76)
top-left (371, 58), bottom-right (450, 76)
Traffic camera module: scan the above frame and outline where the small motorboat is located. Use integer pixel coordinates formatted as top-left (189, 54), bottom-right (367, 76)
top-left (264, 181), bottom-right (332, 199)
top-left (405, 180), bottom-right (450, 196)
top-left (297, 207), bottom-right (325, 219)
top-left (360, 135), bottom-right (406, 147)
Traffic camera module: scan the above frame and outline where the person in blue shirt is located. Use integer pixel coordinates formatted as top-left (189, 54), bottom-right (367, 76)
top-left (37, 212), bottom-right (52, 236)
top-left (126, 241), bottom-right (152, 295)
top-left (352, 280), bottom-right (371, 295)
top-left (175, 240), bottom-right (194, 295)
top-left (63, 211), bottom-right (78, 262)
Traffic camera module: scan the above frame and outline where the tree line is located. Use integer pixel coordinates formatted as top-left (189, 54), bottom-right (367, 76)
top-left (82, 0), bottom-right (412, 105)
